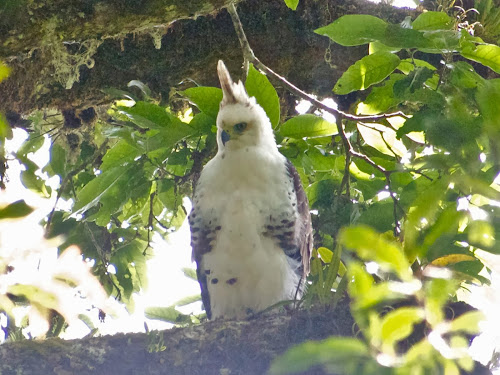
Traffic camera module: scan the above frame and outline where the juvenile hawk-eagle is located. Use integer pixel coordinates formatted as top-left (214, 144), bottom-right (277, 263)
top-left (189, 61), bottom-right (312, 319)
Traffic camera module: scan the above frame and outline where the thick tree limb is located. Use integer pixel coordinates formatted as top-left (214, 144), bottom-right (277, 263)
top-left (0, 305), bottom-right (355, 375)
top-left (0, 0), bottom-right (414, 114)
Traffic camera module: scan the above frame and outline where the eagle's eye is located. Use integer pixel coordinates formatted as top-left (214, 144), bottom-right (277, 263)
top-left (233, 122), bottom-right (247, 133)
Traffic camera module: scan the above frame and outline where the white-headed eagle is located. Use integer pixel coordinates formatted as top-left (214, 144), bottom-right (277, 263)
top-left (189, 61), bottom-right (313, 319)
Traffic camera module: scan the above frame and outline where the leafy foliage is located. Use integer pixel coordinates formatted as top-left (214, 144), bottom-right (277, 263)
top-left (272, 6), bottom-right (500, 374)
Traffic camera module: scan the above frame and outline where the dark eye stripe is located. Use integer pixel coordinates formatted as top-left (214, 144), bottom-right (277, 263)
top-left (233, 122), bottom-right (247, 132)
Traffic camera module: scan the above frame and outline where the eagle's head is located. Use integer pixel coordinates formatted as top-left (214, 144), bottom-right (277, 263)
top-left (216, 60), bottom-right (276, 152)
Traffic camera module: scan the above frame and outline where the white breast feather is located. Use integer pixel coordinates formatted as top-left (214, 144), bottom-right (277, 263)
top-left (194, 145), bottom-right (300, 319)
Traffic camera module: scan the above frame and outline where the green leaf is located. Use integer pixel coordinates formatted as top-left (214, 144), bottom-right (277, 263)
top-left (117, 101), bottom-right (178, 129)
top-left (0, 113), bottom-right (13, 140)
top-left (183, 87), bottom-right (223, 119)
top-left (21, 168), bottom-right (50, 197)
top-left (284, 0), bottom-right (299, 10)
top-left (476, 79), bottom-right (500, 137)
top-left (340, 226), bottom-right (412, 281)
top-left (0, 61), bottom-right (10, 82)
top-left (245, 64), bottom-right (280, 128)
top-left (111, 240), bottom-right (148, 303)
top-left (100, 139), bottom-right (142, 171)
top-left (280, 114), bottom-right (337, 138)
top-left (44, 143), bottom-right (67, 177)
top-left (72, 164), bottom-right (135, 216)
top-left (449, 61), bottom-right (484, 89)
top-left (412, 11), bottom-right (452, 31)
top-left (468, 220), bottom-right (495, 249)
top-left (357, 201), bottom-right (395, 233)
top-left (425, 278), bottom-right (460, 326)
top-left (334, 52), bottom-right (400, 94)
top-left (357, 123), bottom-right (407, 157)
top-left (7, 285), bottom-right (59, 311)
top-left (315, 15), bottom-right (388, 46)
top-left (269, 337), bottom-right (369, 375)
top-left (316, 15), bottom-right (439, 50)
top-left (303, 147), bottom-right (337, 172)
top-left (380, 307), bottom-right (425, 350)
top-left (145, 306), bottom-right (191, 324)
top-left (317, 247), bottom-right (333, 263)
top-left (348, 262), bottom-right (374, 298)
top-left (189, 112), bottom-right (214, 134)
top-left (449, 311), bottom-right (485, 334)
top-left (461, 44), bottom-right (500, 73)
top-left (16, 135), bottom-right (45, 160)
top-left (182, 267), bottom-right (198, 282)
top-left (356, 74), bottom-right (405, 115)
top-left (397, 58), bottom-right (437, 74)
top-left (0, 200), bottom-right (34, 219)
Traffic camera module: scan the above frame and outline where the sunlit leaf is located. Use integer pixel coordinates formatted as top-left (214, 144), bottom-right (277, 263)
top-left (430, 254), bottom-right (477, 267)
top-left (269, 337), bottom-right (369, 374)
top-left (0, 200), bottom-right (34, 220)
top-left (145, 306), bottom-right (191, 324)
top-left (280, 114), bottom-right (337, 138)
top-left (246, 64), bottom-right (280, 128)
top-left (0, 61), bottom-right (10, 82)
top-left (356, 74), bottom-right (405, 115)
top-left (0, 113), bottom-right (13, 140)
top-left (412, 11), bottom-right (452, 31)
top-left (355, 280), bottom-right (421, 310)
top-left (468, 220), bottom-right (495, 249)
top-left (21, 169), bottom-right (50, 197)
top-left (358, 123), bottom-right (407, 157)
top-left (340, 226), bottom-right (412, 280)
top-left (183, 87), bottom-right (223, 119)
top-left (16, 135), bottom-right (45, 160)
top-left (315, 15), bottom-right (388, 46)
top-left (182, 267), bottom-right (198, 282)
top-left (449, 310), bottom-right (485, 335)
top-left (284, 0), bottom-right (299, 10)
top-left (334, 52), bottom-right (400, 94)
top-left (0, 295), bottom-right (15, 320)
top-left (425, 278), bottom-right (459, 326)
top-left (461, 43), bottom-right (500, 73)
top-left (348, 262), bottom-right (374, 298)
top-left (317, 247), bottom-right (333, 263)
top-left (380, 307), bottom-right (425, 351)
top-left (7, 285), bottom-right (59, 311)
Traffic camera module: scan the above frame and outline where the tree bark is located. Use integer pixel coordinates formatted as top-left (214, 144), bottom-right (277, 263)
top-left (0, 0), bottom-right (414, 115)
top-left (0, 304), bottom-right (355, 375)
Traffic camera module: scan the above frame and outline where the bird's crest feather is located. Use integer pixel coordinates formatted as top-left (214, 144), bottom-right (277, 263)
top-left (217, 60), bottom-right (250, 106)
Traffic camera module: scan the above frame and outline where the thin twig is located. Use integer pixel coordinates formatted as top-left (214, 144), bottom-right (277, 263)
top-left (227, 3), bottom-right (254, 75)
